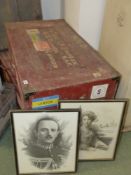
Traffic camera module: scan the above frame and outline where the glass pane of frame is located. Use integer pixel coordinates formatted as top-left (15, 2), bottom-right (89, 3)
top-left (11, 110), bottom-right (80, 174)
top-left (59, 99), bottom-right (128, 161)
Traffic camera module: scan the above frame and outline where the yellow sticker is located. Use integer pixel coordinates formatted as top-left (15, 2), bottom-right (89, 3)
top-left (27, 29), bottom-right (50, 51)
top-left (32, 95), bottom-right (59, 109)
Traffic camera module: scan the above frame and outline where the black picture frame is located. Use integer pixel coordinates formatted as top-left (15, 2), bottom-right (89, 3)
top-left (11, 109), bottom-right (80, 174)
top-left (59, 99), bottom-right (128, 160)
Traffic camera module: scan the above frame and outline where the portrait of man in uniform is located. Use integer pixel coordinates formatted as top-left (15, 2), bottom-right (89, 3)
top-left (24, 117), bottom-right (70, 169)
top-left (11, 111), bottom-right (79, 174)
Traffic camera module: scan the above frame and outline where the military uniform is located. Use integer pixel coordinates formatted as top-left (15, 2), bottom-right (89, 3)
top-left (25, 143), bottom-right (68, 169)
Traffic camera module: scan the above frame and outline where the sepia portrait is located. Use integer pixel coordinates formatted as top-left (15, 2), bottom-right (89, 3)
top-left (11, 110), bottom-right (79, 174)
top-left (60, 100), bottom-right (127, 160)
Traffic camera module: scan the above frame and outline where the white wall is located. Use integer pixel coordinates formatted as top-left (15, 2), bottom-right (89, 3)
top-left (41, 0), bottom-right (106, 49)
top-left (79, 0), bottom-right (107, 49)
top-left (41, 0), bottom-right (64, 20)
top-left (64, 0), bottom-right (80, 33)
top-left (64, 0), bottom-right (107, 50)
top-left (99, 0), bottom-right (131, 130)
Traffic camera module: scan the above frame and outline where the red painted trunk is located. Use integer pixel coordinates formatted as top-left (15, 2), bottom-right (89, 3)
top-left (5, 20), bottom-right (120, 109)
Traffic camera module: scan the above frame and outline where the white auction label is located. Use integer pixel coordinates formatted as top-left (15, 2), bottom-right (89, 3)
top-left (23, 80), bottom-right (29, 85)
top-left (90, 84), bottom-right (109, 99)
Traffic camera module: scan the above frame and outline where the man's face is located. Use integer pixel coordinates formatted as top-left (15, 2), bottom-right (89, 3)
top-left (37, 120), bottom-right (59, 145)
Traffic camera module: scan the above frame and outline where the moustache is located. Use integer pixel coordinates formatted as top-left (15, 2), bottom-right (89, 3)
top-left (45, 135), bottom-right (53, 139)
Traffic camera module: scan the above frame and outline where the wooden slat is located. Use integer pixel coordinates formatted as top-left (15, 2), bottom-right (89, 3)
top-left (0, 0), bottom-right (18, 50)
top-left (16, 0), bottom-right (42, 21)
top-left (0, 0), bottom-right (42, 50)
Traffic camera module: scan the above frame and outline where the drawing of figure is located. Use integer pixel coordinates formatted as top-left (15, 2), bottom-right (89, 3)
top-left (22, 117), bottom-right (71, 169)
top-left (80, 111), bottom-right (111, 151)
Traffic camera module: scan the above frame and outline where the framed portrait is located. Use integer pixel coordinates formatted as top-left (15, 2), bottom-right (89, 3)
top-left (59, 99), bottom-right (128, 160)
top-left (11, 110), bottom-right (80, 174)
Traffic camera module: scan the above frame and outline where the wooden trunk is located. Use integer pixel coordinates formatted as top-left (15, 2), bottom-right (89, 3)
top-left (5, 20), bottom-right (120, 109)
